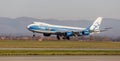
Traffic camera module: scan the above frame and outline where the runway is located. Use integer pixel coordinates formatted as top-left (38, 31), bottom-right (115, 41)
top-left (0, 48), bottom-right (120, 50)
top-left (0, 56), bottom-right (119, 61)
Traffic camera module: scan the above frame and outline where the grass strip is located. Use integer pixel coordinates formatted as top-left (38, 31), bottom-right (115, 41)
top-left (0, 40), bottom-right (120, 49)
top-left (0, 50), bottom-right (119, 56)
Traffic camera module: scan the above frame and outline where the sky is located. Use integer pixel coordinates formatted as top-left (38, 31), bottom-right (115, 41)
top-left (0, 0), bottom-right (120, 20)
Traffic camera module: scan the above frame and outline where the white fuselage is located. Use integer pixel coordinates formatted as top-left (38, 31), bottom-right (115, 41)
top-left (27, 22), bottom-right (85, 33)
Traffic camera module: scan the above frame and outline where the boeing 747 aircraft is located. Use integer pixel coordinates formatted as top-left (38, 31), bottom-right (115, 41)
top-left (27, 17), bottom-right (103, 40)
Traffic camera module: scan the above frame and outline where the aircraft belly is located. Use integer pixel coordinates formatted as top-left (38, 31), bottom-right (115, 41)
top-left (33, 30), bottom-right (56, 34)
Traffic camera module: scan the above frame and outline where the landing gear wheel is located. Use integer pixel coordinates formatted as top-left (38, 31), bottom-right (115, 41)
top-left (57, 35), bottom-right (60, 40)
top-left (33, 34), bottom-right (35, 37)
top-left (32, 32), bottom-right (36, 38)
top-left (66, 36), bottom-right (70, 40)
top-left (63, 36), bottom-right (70, 40)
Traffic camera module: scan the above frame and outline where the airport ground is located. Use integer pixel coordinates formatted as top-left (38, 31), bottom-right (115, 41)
top-left (0, 56), bottom-right (120, 61)
top-left (0, 40), bottom-right (119, 61)
top-left (0, 40), bottom-right (120, 49)
top-left (0, 40), bottom-right (119, 56)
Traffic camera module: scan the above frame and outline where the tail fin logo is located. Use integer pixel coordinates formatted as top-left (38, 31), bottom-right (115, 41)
top-left (90, 17), bottom-right (103, 31)
top-left (93, 22), bottom-right (100, 31)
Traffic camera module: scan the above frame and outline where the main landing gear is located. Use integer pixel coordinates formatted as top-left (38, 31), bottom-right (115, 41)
top-left (56, 34), bottom-right (70, 40)
top-left (57, 35), bottom-right (60, 40)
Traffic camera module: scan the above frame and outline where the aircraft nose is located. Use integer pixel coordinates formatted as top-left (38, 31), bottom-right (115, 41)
top-left (27, 25), bottom-right (31, 29)
top-left (27, 24), bottom-right (40, 31)
top-left (27, 25), bottom-right (33, 30)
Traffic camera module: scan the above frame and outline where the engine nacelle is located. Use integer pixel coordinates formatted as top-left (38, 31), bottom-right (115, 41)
top-left (78, 32), bottom-right (83, 36)
top-left (65, 32), bottom-right (73, 36)
top-left (78, 30), bottom-right (90, 36)
top-left (82, 31), bottom-right (90, 35)
top-left (43, 33), bottom-right (51, 36)
top-left (82, 30), bottom-right (90, 35)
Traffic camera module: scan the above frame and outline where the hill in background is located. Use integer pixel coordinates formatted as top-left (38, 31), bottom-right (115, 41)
top-left (0, 17), bottom-right (120, 38)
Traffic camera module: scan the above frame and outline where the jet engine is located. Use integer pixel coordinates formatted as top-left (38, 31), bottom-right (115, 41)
top-left (65, 32), bottom-right (73, 36)
top-left (78, 30), bottom-right (90, 36)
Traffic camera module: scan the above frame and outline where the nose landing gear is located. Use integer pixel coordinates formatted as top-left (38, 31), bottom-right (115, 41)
top-left (32, 32), bottom-right (36, 38)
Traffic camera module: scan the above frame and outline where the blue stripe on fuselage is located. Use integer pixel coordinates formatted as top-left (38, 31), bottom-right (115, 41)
top-left (28, 25), bottom-right (78, 32)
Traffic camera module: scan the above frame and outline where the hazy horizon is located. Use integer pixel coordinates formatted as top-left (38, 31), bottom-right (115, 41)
top-left (0, 0), bottom-right (120, 20)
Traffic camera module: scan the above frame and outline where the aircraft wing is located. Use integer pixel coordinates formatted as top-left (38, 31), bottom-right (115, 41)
top-left (100, 27), bottom-right (112, 32)
top-left (55, 29), bottom-right (84, 33)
